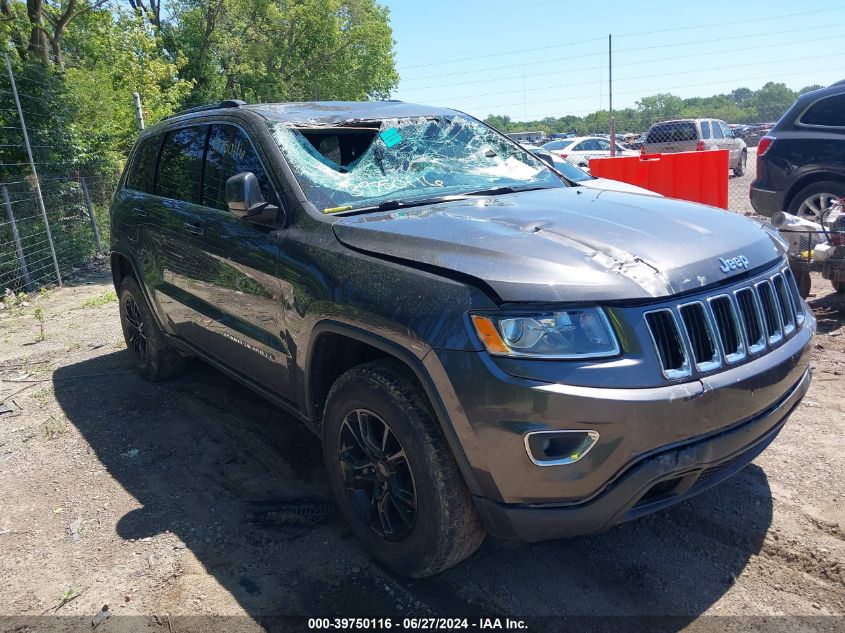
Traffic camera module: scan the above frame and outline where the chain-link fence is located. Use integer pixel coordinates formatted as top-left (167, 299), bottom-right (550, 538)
top-left (0, 175), bottom-right (113, 292)
top-left (514, 116), bottom-right (766, 216)
top-left (0, 57), bottom-right (116, 294)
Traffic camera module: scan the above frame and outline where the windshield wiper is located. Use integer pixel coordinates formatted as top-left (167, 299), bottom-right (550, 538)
top-left (334, 194), bottom-right (472, 216)
top-left (462, 185), bottom-right (555, 196)
top-left (331, 185), bottom-right (557, 216)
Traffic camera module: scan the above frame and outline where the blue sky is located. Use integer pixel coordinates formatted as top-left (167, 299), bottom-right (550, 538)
top-left (382, 1), bottom-right (845, 121)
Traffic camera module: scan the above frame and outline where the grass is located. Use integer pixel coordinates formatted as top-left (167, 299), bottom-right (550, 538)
top-left (77, 290), bottom-right (117, 309)
top-left (34, 306), bottom-right (45, 342)
top-left (33, 386), bottom-right (54, 406)
top-left (43, 416), bottom-right (67, 440)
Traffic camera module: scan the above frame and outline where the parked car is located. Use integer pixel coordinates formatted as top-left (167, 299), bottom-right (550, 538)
top-left (525, 146), bottom-right (660, 196)
top-left (542, 135), bottom-right (637, 169)
top-left (642, 118), bottom-right (748, 176)
top-left (111, 99), bottom-right (814, 577)
top-left (750, 81), bottom-right (845, 221)
top-left (627, 133), bottom-right (646, 151)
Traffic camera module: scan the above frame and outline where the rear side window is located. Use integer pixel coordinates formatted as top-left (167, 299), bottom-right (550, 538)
top-left (647, 122), bottom-right (697, 143)
top-left (544, 140), bottom-right (568, 150)
top-left (700, 121), bottom-right (711, 139)
top-left (155, 126), bottom-right (208, 204)
top-left (800, 94), bottom-right (845, 127)
top-left (125, 136), bottom-right (160, 193)
top-left (203, 125), bottom-right (277, 211)
top-left (574, 139), bottom-right (600, 151)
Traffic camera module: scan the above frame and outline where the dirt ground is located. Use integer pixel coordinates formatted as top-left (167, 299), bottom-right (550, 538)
top-left (1, 259), bottom-right (844, 632)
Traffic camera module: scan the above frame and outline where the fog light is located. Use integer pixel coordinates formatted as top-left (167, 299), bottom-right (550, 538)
top-left (524, 430), bottom-right (600, 466)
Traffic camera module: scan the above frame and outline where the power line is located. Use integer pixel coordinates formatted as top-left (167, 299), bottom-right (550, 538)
top-left (400, 21), bottom-right (845, 84)
top-left (399, 31), bottom-right (844, 93)
top-left (448, 71), bottom-right (836, 116)
top-left (397, 6), bottom-right (845, 71)
top-left (426, 51), bottom-right (845, 105)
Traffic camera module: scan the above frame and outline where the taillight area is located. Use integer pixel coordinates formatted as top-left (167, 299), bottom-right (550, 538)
top-left (555, 152), bottom-right (568, 159)
top-left (695, 141), bottom-right (705, 151)
top-left (757, 136), bottom-right (775, 156)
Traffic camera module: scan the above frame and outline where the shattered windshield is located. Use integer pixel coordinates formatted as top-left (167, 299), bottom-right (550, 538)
top-left (266, 115), bottom-right (565, 213)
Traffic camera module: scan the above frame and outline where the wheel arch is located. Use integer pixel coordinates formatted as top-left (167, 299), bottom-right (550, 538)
top-left (305, 320), bottom-right (484, 496)
top-left (784, 171), bottom-right (845, 212)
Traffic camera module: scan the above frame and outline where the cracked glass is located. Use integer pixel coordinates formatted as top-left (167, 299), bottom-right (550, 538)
top-left (266, 115), bottom-right (565, 213)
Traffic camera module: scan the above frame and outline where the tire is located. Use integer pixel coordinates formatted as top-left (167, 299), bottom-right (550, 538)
top-left (788, 181), bottom-right (845, 221)
top-left (322, 359), bottom-right (485, 577)
top-left (833, 280), bottom-right (845, 295)
top-left (734, 150), bottom-right (747, 177)
top-left (118, 276), bottom-right (188, 381)
top-left (796, 270), bottom-right (812, 299)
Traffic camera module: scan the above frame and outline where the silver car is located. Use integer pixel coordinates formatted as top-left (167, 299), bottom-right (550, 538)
top-left (643, 118), bottom-right (748, 176)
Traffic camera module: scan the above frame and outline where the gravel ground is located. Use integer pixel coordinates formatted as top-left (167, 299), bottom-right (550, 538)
top-left (1, 258), bottom-right (843, 633)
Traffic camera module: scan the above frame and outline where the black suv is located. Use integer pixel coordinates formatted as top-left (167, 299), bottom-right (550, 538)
top-left (111, 100), bottom-right (814, 577)
top-left (750, 81), bottom-right (845, 220)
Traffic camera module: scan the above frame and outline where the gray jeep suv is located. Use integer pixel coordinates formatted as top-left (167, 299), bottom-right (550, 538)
top-left (110, 100), bottom-right (814, 577)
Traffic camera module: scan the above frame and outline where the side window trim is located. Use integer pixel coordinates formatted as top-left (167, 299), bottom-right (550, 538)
top-left (201, 121), bottom-right (282, 212)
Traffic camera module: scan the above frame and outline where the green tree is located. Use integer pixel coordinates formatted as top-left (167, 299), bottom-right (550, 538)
top-left (170, 0), bottom-right (399, 105)
top-left (798, 84), bottom-right (824, 95)
top-left (752, 82), bottom-right (796, 122)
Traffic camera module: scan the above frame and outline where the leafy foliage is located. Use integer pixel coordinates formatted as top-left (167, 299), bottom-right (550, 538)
top-left (171, 0), bottom-right (398, 105)
top-left (0, 0), bottom-right (398, 178)
top-left (485, 82), bottom-right (821, 136)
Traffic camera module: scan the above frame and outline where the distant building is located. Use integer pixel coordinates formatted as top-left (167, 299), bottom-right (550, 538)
top-left (506, 131), bottom-right (545, 144)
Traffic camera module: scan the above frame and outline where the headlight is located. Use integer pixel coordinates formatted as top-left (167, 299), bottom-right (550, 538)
top-left (471, 308), bottom-right (620, 359)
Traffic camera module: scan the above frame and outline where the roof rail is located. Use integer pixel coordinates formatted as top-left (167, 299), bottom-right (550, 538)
top-left (164, 99), bottom-right (246, 120)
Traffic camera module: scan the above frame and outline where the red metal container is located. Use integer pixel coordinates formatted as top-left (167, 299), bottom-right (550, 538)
top-left (589, 150), bottom-right (729, 209)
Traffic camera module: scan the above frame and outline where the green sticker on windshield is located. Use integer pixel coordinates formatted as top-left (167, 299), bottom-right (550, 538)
top-left (379, 128), bottom-right (402, 148)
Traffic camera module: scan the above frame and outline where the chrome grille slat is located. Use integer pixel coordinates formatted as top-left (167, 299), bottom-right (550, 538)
top-left (645, 266), bottom-right (802, 378)
top-left (756, 280), bottom-right (783, 345)
top-left (644, 309), bottom-right (691, 379)
top-left (772, 273), bottom-right (796, 335)
top-left (735, 287), bottom-right (766, 354)
top-left (708, 295), bottom-right (746, 363)
top-left (678, 302), bottom-right (721, 372)
top-left (782, 268), bottom-right (805, 326)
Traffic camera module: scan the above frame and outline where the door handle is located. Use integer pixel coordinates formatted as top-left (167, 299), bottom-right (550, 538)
top-left (132, 207), bottom-right (147, 217)
top-left (183, 222), bottom-right (204, 235)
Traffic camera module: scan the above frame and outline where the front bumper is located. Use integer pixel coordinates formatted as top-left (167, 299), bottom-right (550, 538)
top-left (473, 366), bottom-right (809, 542)
top-left (432, 316), bottom-right (812, 506)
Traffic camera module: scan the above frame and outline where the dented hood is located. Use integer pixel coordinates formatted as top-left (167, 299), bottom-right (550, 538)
top-left (332, 188), bottom-right (783, 303)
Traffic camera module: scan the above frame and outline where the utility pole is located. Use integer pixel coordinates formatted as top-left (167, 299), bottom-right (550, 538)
top-left (4, 53), bottom-right (61, 285)
top-left (609, 34), bottom-right (616, 157)
top-left (133, 92), bottom-right (145, 130)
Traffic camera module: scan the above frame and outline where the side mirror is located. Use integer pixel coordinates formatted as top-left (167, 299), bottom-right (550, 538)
top-left (225, 172), bottom-right (284, 226)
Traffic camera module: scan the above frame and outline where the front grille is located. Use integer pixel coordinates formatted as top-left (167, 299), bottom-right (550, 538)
top-left (678, 302), bottom-right (719, 370)
top-left (645, 265), bottom-right (803, 379)
top-left (756, 280), bottom-right (782, 343)
top-left (644, 310), bottom-right (688, 378)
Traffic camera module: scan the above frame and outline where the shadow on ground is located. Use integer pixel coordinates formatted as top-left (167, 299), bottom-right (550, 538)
top-left (54, 350), bottom-right (773, 627)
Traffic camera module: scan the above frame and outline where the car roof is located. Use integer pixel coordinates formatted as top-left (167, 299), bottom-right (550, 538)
top-left (207, 100), bottom-right (459, 125)
top-left (789, 81), bottom-right (845, 108)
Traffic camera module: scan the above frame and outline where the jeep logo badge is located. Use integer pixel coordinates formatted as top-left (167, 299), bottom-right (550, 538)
top-left (718, 255), bottom-right (750, 273)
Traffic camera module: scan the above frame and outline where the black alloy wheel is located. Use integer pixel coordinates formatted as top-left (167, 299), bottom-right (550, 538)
top-left (123, 295), bottom-right (147, 364)
top-left (338, 408), bottom-right (417, 541)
